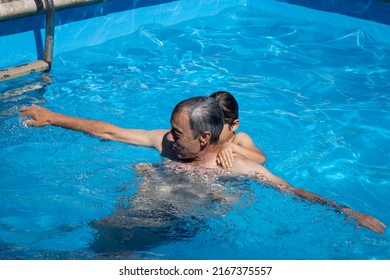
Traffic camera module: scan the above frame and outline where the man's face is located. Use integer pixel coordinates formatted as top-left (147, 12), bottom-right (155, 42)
top-left (169, 111), bottom-right (202, 160)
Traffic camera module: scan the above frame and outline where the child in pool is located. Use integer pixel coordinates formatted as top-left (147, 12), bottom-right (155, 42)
top-left (210, 91), bottom-right (266, 169)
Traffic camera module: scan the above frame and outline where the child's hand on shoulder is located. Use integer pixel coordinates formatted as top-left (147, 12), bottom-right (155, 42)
top-left (216, 142), bottom-right (235, 169)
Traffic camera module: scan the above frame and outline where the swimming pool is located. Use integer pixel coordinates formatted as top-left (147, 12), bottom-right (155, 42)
top-left (0, 0), bottom-right (389, 260)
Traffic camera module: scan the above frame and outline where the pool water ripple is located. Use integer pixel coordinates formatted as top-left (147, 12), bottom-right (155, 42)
top-left (1, 3), bottom-right (389, 259)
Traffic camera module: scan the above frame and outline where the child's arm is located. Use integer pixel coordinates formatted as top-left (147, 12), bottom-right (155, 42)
top-left (217, 132), bottom-right (266, 169)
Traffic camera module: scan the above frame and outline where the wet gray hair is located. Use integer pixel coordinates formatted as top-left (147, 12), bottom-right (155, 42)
top-left (171, 96), bottom-right (224, 144)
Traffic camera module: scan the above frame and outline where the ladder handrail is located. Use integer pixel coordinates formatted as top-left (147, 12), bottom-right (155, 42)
top-left (0, 0), bottom-right (55, 82)
top-left (43, 0), bottom-right (55, 69)
top-left (0, 0), bottom-right (105, 22)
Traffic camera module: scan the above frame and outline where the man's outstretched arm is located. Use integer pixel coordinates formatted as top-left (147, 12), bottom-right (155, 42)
top-left (19, 105), bottom-right (168, 152)
top-left (282, 184), bottom-right (386, 235)
top-left (233, 157), bottom-right (387, 235)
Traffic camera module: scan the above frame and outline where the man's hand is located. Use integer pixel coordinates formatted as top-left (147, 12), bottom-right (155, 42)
top-left (216, 142), bottom-right (236, 169)
top-left (19, 104), bottom-right (55, 127)
top-left (343, 207), bottom-right (386, 235)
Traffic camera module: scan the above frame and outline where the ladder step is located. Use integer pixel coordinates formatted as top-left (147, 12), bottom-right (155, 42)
top-left (0, 60), bottom-right (49, 82)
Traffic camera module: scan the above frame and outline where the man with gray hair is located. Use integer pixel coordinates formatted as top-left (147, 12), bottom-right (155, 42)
top-left (20, 96), bottom-right (386, 234)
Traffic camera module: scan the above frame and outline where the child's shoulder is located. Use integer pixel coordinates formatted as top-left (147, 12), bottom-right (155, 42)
top-left (235, 131), bottom-right (249, 137)
top-left (232, 131), bottom-right (253, 143)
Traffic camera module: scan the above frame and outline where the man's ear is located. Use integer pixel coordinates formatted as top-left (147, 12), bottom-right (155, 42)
top-left (199, 131), bottom-right (211, 147)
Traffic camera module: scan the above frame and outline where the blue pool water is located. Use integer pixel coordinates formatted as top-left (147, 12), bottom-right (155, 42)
top-left (0, 1), bottom-right (389, 259)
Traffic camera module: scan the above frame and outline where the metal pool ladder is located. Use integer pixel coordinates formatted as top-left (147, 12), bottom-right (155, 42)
top-left (0, 0), bottom-right (55, 82)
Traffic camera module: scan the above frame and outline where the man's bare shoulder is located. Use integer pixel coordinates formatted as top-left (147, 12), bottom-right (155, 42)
top-left (160, 131), bottom-right (177, 159)
top-left (231, 154), bottom-right (259, 173)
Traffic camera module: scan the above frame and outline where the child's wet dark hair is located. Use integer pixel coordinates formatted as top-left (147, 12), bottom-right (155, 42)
top-left (210, 91), bottom-right (239, 127)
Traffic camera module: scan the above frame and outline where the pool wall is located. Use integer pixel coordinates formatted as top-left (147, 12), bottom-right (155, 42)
top-left (0, 0), bottom-right (389, 73)
top-left (275, 0), bottom-right (390, 26)
top-left (0, 0), bottom-right (244, 70)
